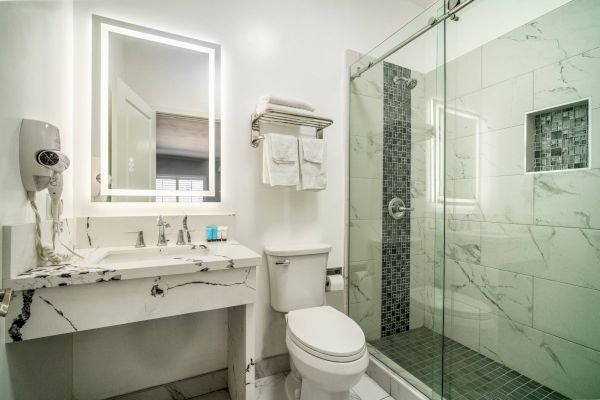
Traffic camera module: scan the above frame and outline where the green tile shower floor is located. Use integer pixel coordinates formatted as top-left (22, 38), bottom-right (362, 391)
top-left (370, 327), bottom-right (569, 400)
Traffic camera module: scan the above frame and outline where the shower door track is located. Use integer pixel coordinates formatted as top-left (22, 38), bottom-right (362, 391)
top-left (350, 0), bottom-right (477, 80)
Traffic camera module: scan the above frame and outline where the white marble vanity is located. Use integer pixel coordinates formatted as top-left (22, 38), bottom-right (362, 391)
top-left (2, 215), bottom-right (260, 400)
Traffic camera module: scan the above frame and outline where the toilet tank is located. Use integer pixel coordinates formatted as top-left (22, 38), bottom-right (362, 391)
top-left (265, 244), bottom-right (332, 312)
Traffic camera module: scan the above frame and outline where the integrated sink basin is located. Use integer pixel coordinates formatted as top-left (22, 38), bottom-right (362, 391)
top-left (6, 240), bottom-right (261, 291)
top-left (90, 244), bottom-right (211, 265)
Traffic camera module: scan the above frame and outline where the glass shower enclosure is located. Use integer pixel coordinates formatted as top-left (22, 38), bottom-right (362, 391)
top-left (347, 1), bottom-right (600, 399)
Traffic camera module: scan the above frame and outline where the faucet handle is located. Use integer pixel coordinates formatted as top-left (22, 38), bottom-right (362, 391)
top-left (176, 229), bottom-right (187, 246)
top-left (125, 231), bottom-right (146, 248)
top-left (157, 215), bottom-right (171, 228)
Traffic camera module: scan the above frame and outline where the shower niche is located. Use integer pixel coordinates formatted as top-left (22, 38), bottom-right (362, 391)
top-left (525, 98), bottom-right (591, 173)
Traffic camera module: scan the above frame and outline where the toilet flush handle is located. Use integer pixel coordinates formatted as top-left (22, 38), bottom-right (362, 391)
top-left (275, 259), bottom-right (290, 266)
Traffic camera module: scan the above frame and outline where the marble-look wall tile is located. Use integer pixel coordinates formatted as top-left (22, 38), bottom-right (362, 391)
top-left (350, 178), bottom-right (382, 221)
top-left (446, 219), bottom-right (481, 264)
top-left (410, 141), bottom-right (428, 186)
top-left (449, 73), bottom-right (533, 137)
top-left (349, 299), bottom-right (382, 342)
top-left (350, 94), bottom-right (383, 137)
top-left (481, 0), bottom-right (600, 87)
top-left (351, 62), bottom-right (384, 99)
top-left (445, 259), bottom-right (533, 326)
top-left (410, 179), bottom-right (435, 219)
top-left (451, 174), bottom-right (534, 224)
top-left (533, 278), bottom-right (600, 352)
top-left (534, 168), bottom-right (600, 229)
top-left (410, 217), bottom-right (426, 257)
top-left (534, 47), bottom-right (600, 110)
top-left (446, 135), bottom-right (478, 180)
top-left (348, 220), bottom-right (381, 262)
top-left (443, 293), bottom-right (480, 352)
top-left (446, 47), bottom-right (482, 101)
top-left (409, 254), bottom-right (425, 329)
top-left (350, 135), bottom-right (384, 179)
top-left (479, 125), bottom-right (525, 177)
top-left (481, 222), bottom-right (600, 291)
top-left (446, 95), bottom-right (482, 140)
top-left (410, 70), bottom-right (427, 138)
top-left (480, 315), bottom-right (600, 399)
top-left (349, 259), bottom-right (382, 305)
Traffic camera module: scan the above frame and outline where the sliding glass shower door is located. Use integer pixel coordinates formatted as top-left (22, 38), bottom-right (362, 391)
top-left (443, 1), bottom-right (600, 398)
top-left (348, 0), bottom-right (600, 399)
top-left (348, 2), bottom-right (447, 398)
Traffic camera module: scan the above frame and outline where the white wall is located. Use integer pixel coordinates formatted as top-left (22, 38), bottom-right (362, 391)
top-left (69, 0), bottom-right (425, 396)
top-left (0, 1), bottom-right (74, 399)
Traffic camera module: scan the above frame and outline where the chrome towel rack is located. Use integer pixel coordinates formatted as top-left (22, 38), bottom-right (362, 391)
top-left (250, 109), bottom-right (333, 147)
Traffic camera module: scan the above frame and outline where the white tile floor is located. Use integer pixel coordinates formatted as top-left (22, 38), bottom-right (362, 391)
top-left (193, 373), bottom-right (392, 400)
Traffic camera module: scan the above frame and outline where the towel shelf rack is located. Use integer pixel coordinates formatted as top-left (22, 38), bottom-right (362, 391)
top-left (250, 109), bottom-right (333, 147)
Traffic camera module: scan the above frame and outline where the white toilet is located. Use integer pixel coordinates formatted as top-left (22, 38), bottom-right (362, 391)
top-left (265, 244), bottom-right (369, 400)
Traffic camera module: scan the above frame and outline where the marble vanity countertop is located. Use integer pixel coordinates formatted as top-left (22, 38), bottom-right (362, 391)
top-left (4, 241), bottom-right (262, 291)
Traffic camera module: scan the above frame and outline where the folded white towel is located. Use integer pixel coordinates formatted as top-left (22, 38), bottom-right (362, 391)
top-left (258, 95), bottom-right (315, 112)
top-left (256, 102), bottom-right (316, 118)
top-left (263, 133), bottom-right (299, 187)
top-left (298, 137), bottom-right (326, 191)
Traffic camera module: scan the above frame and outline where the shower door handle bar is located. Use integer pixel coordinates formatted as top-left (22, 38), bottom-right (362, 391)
top-left (388, 198), bottom-right (413, 220)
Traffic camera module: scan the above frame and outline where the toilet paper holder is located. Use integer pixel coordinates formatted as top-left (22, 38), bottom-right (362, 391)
top-left (325, 268), bottom-right (344, 292)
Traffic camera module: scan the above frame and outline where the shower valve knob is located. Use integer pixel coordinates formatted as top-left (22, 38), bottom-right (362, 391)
top-left (388, 198), bottom-right (413, 220)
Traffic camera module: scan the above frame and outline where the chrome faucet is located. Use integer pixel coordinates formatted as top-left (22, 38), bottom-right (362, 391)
top-left (156, 216), bottom-right (171, 246)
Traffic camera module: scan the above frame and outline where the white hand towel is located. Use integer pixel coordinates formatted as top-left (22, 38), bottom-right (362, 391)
top-left (258, 95), bottom-right (315, 112)
top-left (256, 102), bottom-right (315, 118)
top-left (269, 132), bottom-right (297, 163)
top-left (298, 137), bottom-right (326, 191)
top-left (263, 133), bottom-right (299, 187)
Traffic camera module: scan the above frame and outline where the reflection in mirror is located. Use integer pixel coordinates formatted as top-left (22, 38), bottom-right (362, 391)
top-left (92, 16), bottom-right (221, 202)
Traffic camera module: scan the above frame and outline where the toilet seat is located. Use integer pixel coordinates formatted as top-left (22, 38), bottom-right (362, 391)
top-left (287, 306), bottom-right (366, 362)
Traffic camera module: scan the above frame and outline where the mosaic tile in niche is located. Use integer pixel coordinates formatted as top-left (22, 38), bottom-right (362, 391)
top-left (529, 100), bottom-right (589, 172)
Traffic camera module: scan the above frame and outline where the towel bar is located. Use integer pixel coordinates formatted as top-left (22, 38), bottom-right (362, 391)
top-left (250, 109), bottom-right (333, 147)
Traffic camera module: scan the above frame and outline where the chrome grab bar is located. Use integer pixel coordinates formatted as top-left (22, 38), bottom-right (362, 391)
top-left (0, 288), bottom-right (13, 317)
top-left (275, 259), bottom-right (291, 266)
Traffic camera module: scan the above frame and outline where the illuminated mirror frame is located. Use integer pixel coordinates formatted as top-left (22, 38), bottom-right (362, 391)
top-left (94, 16), bottom-right (220, 198)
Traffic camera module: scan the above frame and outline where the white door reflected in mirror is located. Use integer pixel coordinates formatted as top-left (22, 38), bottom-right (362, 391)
top-left (92, 15), bottom-right (221, 203)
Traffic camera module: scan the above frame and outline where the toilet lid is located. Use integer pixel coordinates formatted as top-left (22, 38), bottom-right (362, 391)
top-left (287, 306), bottom-right (365, 360)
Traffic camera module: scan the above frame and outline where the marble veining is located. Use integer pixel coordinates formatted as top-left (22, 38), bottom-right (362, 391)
top-left (7, 289), bottom-right (34, 342)
top-left (6, 241), bottom-right (261, 291)
top-left (5, 266), bottom-right (256, 342)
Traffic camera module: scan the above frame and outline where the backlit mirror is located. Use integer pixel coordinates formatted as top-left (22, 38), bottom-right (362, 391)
top-left (92, 16), bottom-right (221, 202)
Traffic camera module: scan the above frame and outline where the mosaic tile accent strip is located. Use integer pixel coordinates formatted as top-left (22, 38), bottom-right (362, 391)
top-left (381, 62), bottom-right (412, 337)
top-left (370, 327), bottom-right (570, 400)
top-left (530, 101), bottom-right (589, 172)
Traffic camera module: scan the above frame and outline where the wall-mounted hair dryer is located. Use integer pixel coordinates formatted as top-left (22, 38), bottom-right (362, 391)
top-left (19, 119), bottom-right (78, 265)
top-left (20, 119), bottom-right (70, 206)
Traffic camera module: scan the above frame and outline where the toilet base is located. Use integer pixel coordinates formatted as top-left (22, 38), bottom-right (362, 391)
top-left (285, 359), bottom-right (351, 400)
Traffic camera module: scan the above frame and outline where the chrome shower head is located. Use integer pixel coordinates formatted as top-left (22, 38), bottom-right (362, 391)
top-left (393, 75), bottom-right (418, 90)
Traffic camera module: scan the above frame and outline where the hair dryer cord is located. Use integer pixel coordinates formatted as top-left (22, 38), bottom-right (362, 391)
top-left (29, 199), bottom-right (82, 266)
